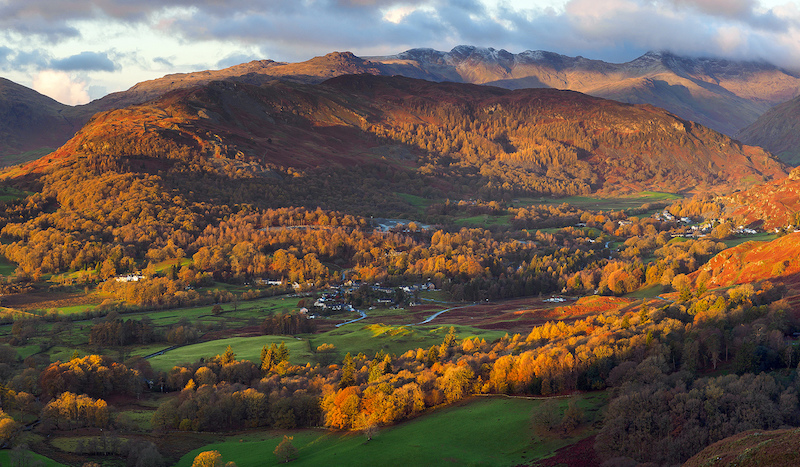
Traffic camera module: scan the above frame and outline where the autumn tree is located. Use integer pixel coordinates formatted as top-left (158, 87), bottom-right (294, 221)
top-left (339, 353), bottom-right (356, 389)
top-left (41, 392), bottom-right (109, 429)
top-left (192, 450), bottom-right (224, 467)
top-left (220, 345), bottom-right (236, 365)
top-left (0, 409), bottom-right (20, 447)
top-left (274, 435), bottom-right (298, 463)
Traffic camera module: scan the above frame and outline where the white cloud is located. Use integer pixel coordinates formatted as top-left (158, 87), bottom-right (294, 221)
top-left (383, 5), bottom-right (418, 23)
top-left (714, 25), bottom-right (746, 54)
top-left (32, 70), bottom-right (90, 105)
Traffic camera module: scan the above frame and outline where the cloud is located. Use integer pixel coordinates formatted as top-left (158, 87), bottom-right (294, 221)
top-left (216, 53), bottom-right (261, 69)
top-left (32, 70), bottom-right (90, 105)
top-left (670, 0), bottom-right (756, 18)
top-left (153, 57), bottom-right (174, 67)
top-left (2, 0), bottom-right (800, 92)
top-left (0, 48), bottom-right (52, 69)
top-left (50, 51), bottom-right (117, 72)
top-left (133, 0), bottom-right (799, 69)
top-left (0, 46), bottom-right (11, 65)
top-left (87, 84), bottom-right (109, 101)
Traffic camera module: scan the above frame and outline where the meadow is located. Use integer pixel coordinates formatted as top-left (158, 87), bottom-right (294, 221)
top-left (175, 393), bottom-right (607, 467)
top-left (145, 335), bottom-right (314, 372)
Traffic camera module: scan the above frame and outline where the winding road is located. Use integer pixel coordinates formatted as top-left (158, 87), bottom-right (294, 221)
top-left (335, 308), bottom-right (367, 327)
top-left (412, 305), bottom-right (466, 325)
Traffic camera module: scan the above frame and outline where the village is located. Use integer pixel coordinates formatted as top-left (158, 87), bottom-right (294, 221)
top-left (303, 281), bottom-right (437, 319)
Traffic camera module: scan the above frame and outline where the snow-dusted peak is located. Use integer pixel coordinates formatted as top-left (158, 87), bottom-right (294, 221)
top-left (389, 48), bottom-right (448, 64)
top-left (518, 50), bottom-right (548, 61)
top-left (446, 45), bottom-right (514, 64)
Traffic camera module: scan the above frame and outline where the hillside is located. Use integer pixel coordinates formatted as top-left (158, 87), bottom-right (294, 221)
top-left (684, 428), bottom-right (800, 467)
top-left (738, 94), bottom-right (800, 165)
top-left (0, 78), bottom-right (88, 164)
top-left (0, 52), bottom-right (390, 164)
top-left (116, 47), bottom-right (800, 136)
top-left (691, 232), bottom-right (800, 290)
top-left (21, 75), bottom-right (787, 200)
top-left (717, 167), bottom-right (800, 229)
top-left (92, 51), bottom-right (389, 111)
top-left (3, 47), bottom-right (798, 164)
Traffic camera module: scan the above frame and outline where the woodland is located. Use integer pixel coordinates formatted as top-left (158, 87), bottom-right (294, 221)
top-left (0, 75), bottom-right (797, 466)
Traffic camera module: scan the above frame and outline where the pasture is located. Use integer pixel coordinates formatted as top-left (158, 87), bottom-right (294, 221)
top-left (145, 335), bottom-right (313, 372)
top-left (175, 393), bottom-right (607, 467)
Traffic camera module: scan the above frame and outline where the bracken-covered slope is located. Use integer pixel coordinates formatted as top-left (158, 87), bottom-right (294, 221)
top-left (691, 232), bottom-right (800, 289)
top-left (719, 167), bottom-right (800, 229)
top-left (738, 94), bottom-right (800, 165)
top-left (20, 75), bottom-right (787, 198)
top-left (684, 428), bottom-right (800, 467)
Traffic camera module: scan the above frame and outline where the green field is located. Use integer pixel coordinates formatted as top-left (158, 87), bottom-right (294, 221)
top-left (0, 449), bottom-right (65, 467)
top-left (396, 192), bottom-right (435, 211)
top-left (453, 213), bottom-right (513, 227)
top-left (626, 284), bottom-right (665, 299)
top-left (310, 323), bottom-right (507, 361)
top-left (145, 335), bottom-right (314, 371)
top-left (722, 232), bottom-right (778, 248)
top-left (145, 321), bottom-right (506, 371)
top-left (0, 256), bottom-right (16, 276)
top-left (117, 295), bottom-right (300, 328)
top-left (517, 191), bottom-right (681, 211)
top-left (0, 148), bottom-right (56, 167)
top-left (176, 393), bottom-right (606, 467)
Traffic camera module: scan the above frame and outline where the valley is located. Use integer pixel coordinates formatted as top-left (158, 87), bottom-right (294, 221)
top-left (0, 51), bottom-right (799, 467)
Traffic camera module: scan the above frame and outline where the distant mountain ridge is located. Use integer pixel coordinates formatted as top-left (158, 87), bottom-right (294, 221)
top-left (0, 78), bottom-right (93, 162)
top-left (109, 46), bottom-right (800, 135)
top-left (369, 47), bottom-right (800, 136)
top-left (2, 46), bottom-right (800, 164)
top-left (738, 95), bottom-right (800, 165)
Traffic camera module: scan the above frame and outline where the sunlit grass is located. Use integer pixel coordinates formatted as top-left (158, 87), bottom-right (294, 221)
top-left (145, 335), bottom-right (313, 372)
top-left (175, 393), bottom-right (607, 467)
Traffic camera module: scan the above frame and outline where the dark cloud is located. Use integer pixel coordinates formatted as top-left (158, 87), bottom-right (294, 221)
top-left (50, 51), bottom-right (117, 72)
top-left (11, 49), bottom-right (51, 68)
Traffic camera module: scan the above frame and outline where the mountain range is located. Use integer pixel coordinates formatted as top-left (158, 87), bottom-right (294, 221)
top-left (738, 94), bottom-right (800, 165)
top-left (13, 74), bottom-right (786, 206)
top-left (2, 46), bottom-right (800, 166)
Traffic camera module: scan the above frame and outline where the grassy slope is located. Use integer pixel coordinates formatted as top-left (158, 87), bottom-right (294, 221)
top-left (145, 323), bottom-right (505, 371)
top-left (309, 323), bottom-right (507, 361)
top-left (175, 394), bottom-right (606, 467)
top-left (0, 450), bottom-right (66, 467)
top-left (516, 191), bottom-right (681, 211)
top-left (146, 336), bottom-right (313, 372)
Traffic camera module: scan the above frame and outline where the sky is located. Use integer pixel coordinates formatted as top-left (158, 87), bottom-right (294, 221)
top-left (1, 0), bottom-right (799, 105)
